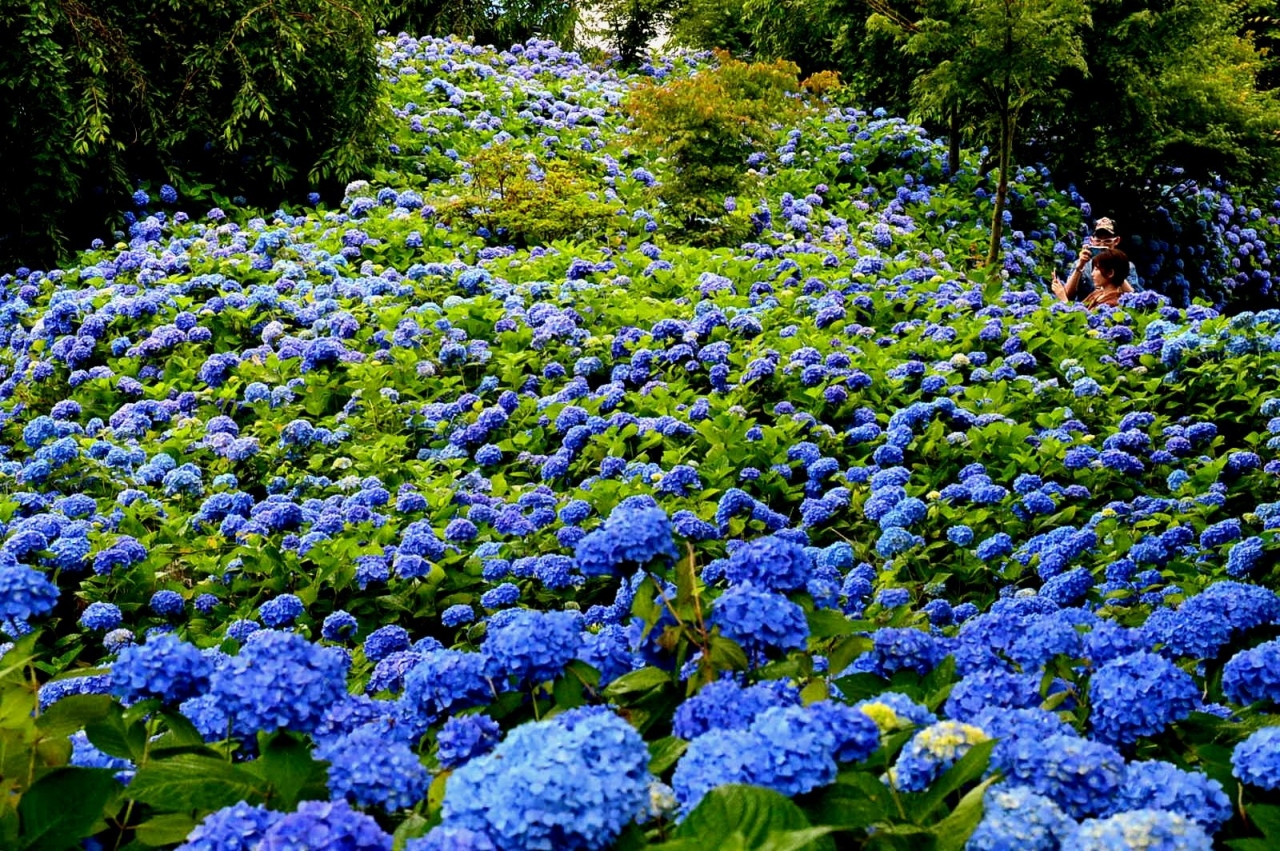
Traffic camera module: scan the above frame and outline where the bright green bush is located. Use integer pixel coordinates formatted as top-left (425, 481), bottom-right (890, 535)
top-left (626, 54), bottom-right (803, 239)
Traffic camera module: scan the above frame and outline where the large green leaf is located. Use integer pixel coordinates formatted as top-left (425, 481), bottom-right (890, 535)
top-left (675, 784), bottom-right (831, 850)
top-left (247, 731), bottom-right (329, 811)
top-left (126, 753), bottom-right (267, 812)
top-left (33, 694), bottom-right (113, 739)
top-left (18, 767), bottom-right (121, 851)
top-left (910, 739), bottom-right (995, 823)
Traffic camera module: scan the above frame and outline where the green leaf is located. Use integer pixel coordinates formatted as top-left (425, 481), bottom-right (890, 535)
top-left (602, 666), bottom-right (671, 701)
top-left (155, 709), bottom-right (210, 750)
top-left (911, 739), bottom-right (996, 823)
top-left (831, 674), bottom-right (891, 704)
top-left (249, 731), bottom-right (328, 810)
top-left (18, 767), bottom-right (120, 851)
top-left (126, 753), bottom-right (267, 812)
top-left (34, 694), bottom-right (113, 740)
top-left (932, 777), bottom-right (995, 851)
top-left (757, 828), bottom-right (837, 851)
top-left (813, 773), bottom-right (894, 829)
top-left (648, 736), bottom-right (689, 775)
top-left (676, 784), bottom-right (813, 848)
top-left (806, 609), bottom-right (857, 638)
top-left (391, 813), bottom-right (430, 850)
top-left (1247, 804), bottom-right (1280, 840)
top-left (84, 704), bottom-right (145, 762)
top-left (134, 813), bottom-right (200, 847)
top-left (1226, 840), bottom-right (1275, 851)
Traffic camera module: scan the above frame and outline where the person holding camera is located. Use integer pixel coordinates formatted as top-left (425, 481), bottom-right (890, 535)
top-left (1050, 217), bottom-right (1141, 305)
top-left (1052, 247), bottom-right (1130, 309)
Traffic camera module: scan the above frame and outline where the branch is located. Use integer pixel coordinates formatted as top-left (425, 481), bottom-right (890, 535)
top-left (860, 0), bottom-right (919, 34)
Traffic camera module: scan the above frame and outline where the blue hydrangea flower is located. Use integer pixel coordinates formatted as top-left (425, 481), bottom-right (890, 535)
top-left (364, 625), bottom-right (411, 662)
top-left (258, 799), bottom-right (392, 850)
top-left (1233, 726), bottom-right (1280, 790)
top-left (709, 583), bottom-right (809, 656)
top-left (1112, 760), bottom-right (1230, 831)
top-left (722, 535), bottom-right (812, 592)
top-left (111, 633), bottom-right (213, 704)
top-left (852, 692), bottom-right (937, 733)
top-left (673, 702), bottom-right (875, 812)
top-left (259, 593), bottom-right (304, 628)
top-left (1088, 651), bottom-right (1198, 745)
top-left (944, 669), bottom-right (1042, 722)
top-left (1066, 809), bottom-right (1211, 851)
top-left (846, 627), bottom-right (946, 678)
top-left (0, 565), bottom-right (59, 623)
top-left (967, 784), bottom-right (1073, 851)
top-left (976, 533), bottom-right (1014, 562)
top-left (79, 601), bottom-right (122, 631)
top-left (998, 733), bottom-right (1124, 818)
top-left (406, 827), bottom-right (498, 851)
top-left (672, 679), bottom-right (799, 740)
top-left (442, 604), bottom-right (476, 627)
top-left (1222, 637), bottom-right (1280, 706)
top-left (574, 504), bottom-right (677, 577)
top-left (437, 714), bottom-right (503, 768)
top-left (441, 707), bottom-right (650, 851)
top-left (322, 610), bottom-right (358, 643)
top-left (403, 649), bottom-right (494, 717)
top-left (177, 801), bottom-right (282, 851)
top-left (482, 609), bottom-right (581, 685)
top-left (890, 720), bottom-right (991, 792)
top-left (317, 723), bottom-right (430, 812)
top-left (209, 630), bottom-right (350, 737)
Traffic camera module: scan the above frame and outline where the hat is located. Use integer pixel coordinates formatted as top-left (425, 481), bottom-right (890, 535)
top-left (1093, 217), bottom-right (1117, 237)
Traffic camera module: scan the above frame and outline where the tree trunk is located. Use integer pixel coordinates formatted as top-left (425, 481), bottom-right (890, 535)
top-left (948, 107), bottom-right (961, 179)
top-left (985, 108), bottom-right (1012, 268)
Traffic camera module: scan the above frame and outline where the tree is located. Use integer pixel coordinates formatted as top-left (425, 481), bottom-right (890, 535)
top-left (579, 0), bottom-right (669, 66)
top-left (1025, 0), bottom-right (1280, 237)
top-left (0, 0), bottom-right (386, 270)
top-left (372, 0), bottom-right (578, 49)
top-left (875, 0), bottom-right (1088, 267)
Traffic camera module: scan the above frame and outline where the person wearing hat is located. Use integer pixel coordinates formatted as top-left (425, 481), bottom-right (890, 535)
top-left (1051, 217), bottom-right (1141, 304)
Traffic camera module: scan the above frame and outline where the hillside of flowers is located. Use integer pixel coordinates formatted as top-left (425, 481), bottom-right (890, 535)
top-left (3, 33), bottom-right (1280, 851)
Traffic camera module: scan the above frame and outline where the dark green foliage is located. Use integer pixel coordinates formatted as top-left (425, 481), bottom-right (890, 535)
top-left (372, 0), bottom-right (577, 49)
top-left (0, 0), bottom-right (386, 270)
top-left (583, 0), bottom-right (671, 67)
top-left (1026, 0), bottom-right (1280, 240)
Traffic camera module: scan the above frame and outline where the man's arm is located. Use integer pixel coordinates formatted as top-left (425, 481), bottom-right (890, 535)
top-left (1064, 247), bottom-right (1091, 299)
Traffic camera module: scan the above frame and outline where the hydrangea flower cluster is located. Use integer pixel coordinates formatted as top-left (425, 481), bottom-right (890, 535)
top-left (7, 30), bottom-right (1280, 850)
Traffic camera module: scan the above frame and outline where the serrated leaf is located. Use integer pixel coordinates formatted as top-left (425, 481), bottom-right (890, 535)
top-left (126, 753), bottom-right (267, 812)
top-left (18, 767), bottom-right (120, 851)
top-left (676, 784), bottom-right (812, 847)
top-left (134, 813), bottom-right (200, 847)
top-left (806, 609), bottom-right (857, 638)
top-left (34, 694), bottom-right (113, 739)
top-left (648, 736), bottom-right (689, 775)
top-left (933, 776), bottom-right (995, 851)
top-left (602, 666), bottom-right (671, 700)
top-left (249, 731), bottom-right (328, 810)
top-left (911, 739), bottom-right (996, 823)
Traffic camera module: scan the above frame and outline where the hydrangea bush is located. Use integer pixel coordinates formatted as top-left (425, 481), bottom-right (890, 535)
top-left (2, 32), bottom-right (1280, 851)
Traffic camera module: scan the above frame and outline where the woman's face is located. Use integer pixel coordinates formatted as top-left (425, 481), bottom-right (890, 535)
top-left (1091, 263), bottom-right (1111, 288)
